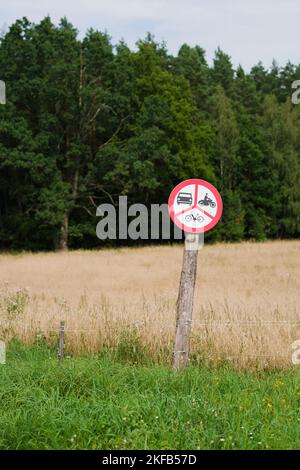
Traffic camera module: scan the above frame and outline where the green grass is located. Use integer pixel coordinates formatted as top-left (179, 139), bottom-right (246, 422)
top-left (0, 341), bottom-right (299, 450)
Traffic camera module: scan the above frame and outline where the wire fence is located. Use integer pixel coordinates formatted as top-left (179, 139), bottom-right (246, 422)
top-left (1, 318), bottom-right (299, 365)
top-left (13, 319), bottom-right (300, 333)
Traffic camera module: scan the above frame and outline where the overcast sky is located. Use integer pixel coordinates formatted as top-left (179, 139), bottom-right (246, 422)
top-left (0, 0), bottom-right (298, 71)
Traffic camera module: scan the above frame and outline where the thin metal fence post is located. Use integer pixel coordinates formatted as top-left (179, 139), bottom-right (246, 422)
top-left (58, 321), bottom-right (65, 367)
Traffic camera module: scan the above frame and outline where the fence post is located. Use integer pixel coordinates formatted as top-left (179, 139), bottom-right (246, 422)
top-left (173, 232), bottom-right (202, 368)
top-left (58, 321), bottom-right (65, 367)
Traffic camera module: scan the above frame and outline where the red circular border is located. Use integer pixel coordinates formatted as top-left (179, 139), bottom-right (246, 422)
top-left (168, 179), bottom-right (223, 233)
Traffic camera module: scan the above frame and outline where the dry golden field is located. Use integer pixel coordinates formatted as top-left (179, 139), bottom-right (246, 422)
top-left (0, 240), bottom-right (299, 369)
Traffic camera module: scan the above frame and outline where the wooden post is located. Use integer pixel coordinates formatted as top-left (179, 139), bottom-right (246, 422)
top-left (173, 232), bottom-right (203, 368)
top-left (58, 321), bottom-right (65, 367)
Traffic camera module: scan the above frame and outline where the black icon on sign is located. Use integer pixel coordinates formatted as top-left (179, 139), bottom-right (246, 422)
top-left (198, 193), bottom-right (216, 208)
top-left (185, 213), bottom-right (204, 223)
top-left (177, 192), bottom-right (193, 206)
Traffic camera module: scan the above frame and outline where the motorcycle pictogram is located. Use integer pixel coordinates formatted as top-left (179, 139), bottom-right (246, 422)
top-left (198, 193), bottom-right (216, 208)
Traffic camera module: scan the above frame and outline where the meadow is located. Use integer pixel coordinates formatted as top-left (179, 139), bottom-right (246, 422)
top-left (0, 241), bottom-right (300, 450)
top-left (0, 240), bottom-right (299, 369)
top-left (0, 341), bottom-right (299, 450)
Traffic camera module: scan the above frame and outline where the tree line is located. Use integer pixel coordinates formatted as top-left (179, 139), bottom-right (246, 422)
top-left (0, 17), bottom-right (299, 250)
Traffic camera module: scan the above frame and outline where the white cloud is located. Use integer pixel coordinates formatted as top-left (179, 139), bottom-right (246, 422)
top-left (0, 0), bottom-right (298, 70)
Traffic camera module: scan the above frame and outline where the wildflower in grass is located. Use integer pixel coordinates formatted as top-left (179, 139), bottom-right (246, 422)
top-left (275, 380), bottom-right (284, 387)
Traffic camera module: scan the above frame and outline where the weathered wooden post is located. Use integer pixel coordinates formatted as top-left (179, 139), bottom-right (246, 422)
top-left (173, 232), bottom-right (202, 368)
top-left (168, 179), bottom-right (223, 369)
top-left (58, 321), bottom-right (65, 367)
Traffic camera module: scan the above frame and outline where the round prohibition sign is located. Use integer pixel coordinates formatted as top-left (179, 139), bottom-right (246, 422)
top-left (168, 179), bottom-right (223, 233)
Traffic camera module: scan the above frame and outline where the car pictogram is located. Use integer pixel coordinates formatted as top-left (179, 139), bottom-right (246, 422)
top-left (177, 192), bottom-right (193, 206)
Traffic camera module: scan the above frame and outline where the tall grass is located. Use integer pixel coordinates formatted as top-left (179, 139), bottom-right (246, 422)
top-left (0, 342), bottom-right (299, 450)
top-left (0, 240), bottom-right (299, 369)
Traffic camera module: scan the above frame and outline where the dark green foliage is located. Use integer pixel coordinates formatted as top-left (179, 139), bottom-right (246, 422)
top-left (0, 17), bottom-right (299, 249)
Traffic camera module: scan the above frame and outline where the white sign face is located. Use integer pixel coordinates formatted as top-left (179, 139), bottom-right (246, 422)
top-left (168, 179), bottom-right (223, 233)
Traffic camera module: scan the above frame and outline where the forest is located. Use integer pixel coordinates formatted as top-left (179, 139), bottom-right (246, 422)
top-left (0, 16), bottom-right (299, 250)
